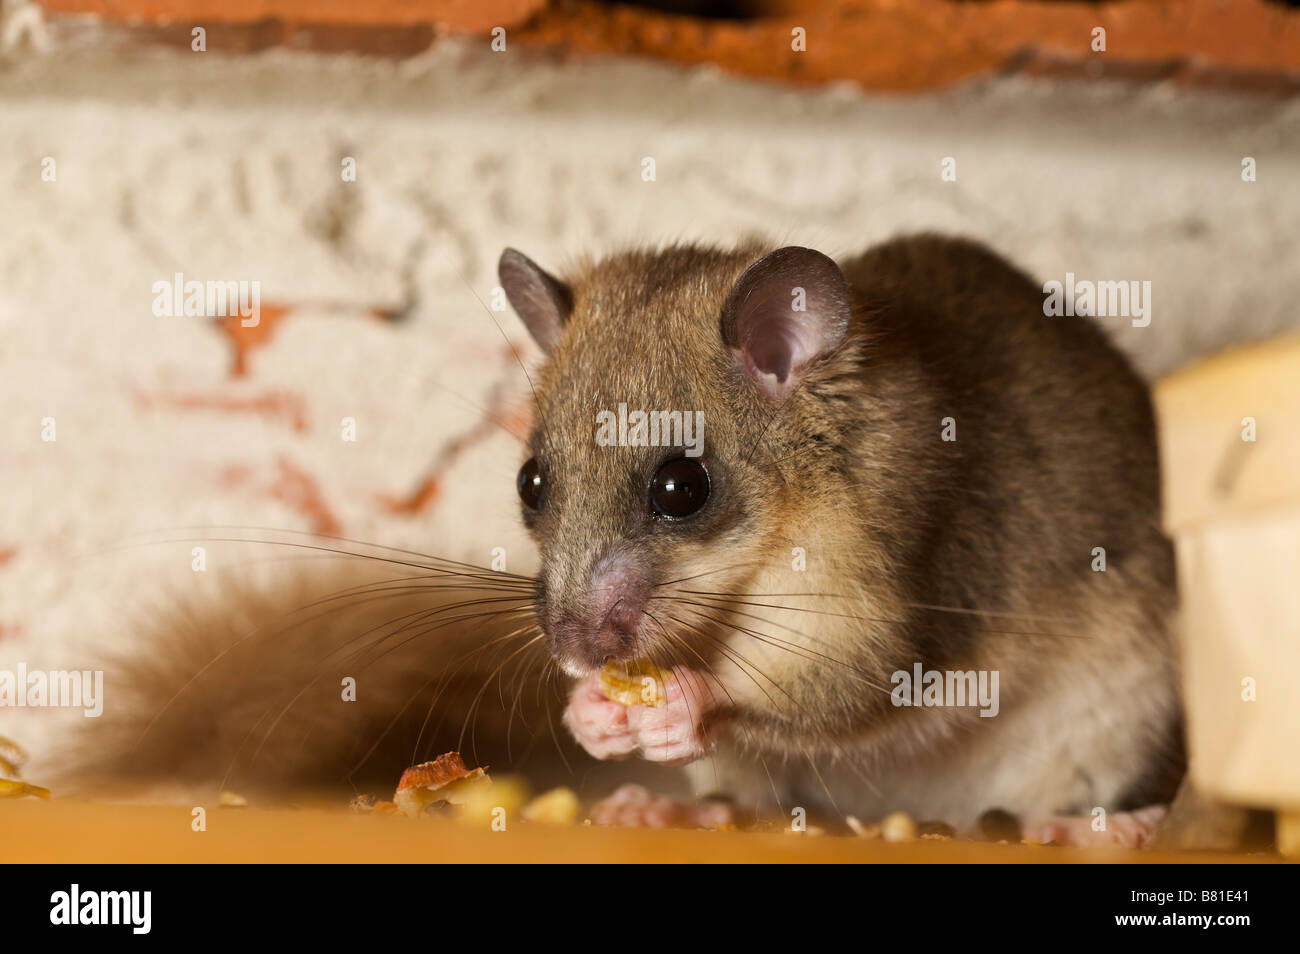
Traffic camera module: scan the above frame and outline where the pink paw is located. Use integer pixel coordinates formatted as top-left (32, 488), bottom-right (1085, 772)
top-left (591, 784), bottom-right (734, 830)
top-left (562, 666), bottom-right (719, 764)
top-left (1027, 805), bottom-right (1168, 849)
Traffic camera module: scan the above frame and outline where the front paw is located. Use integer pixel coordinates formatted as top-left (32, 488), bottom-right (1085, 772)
top-left (562, 666), bottom-right (719, 764)
top-left (562, 675), bottom-right (640, 760)
top-left (624, 667), bottom-right (718, 763)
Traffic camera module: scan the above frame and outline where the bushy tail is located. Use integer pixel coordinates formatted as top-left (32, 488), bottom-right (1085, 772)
top-left (62, 558), bottom-right (584, 803)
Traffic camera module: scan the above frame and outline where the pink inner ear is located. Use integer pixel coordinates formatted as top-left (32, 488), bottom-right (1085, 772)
top-left (734, 284), bottom-right (836, 383)
top-left (745, 327), bottom-right (796, 383)
top-left (723, 246), bottom-right (852, 396)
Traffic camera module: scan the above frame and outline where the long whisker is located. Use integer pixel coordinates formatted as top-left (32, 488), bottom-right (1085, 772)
top-left (250, 605), bottom-right (535, 767)
top-left (540, 658), bottom-right (575, 775)
top-left (662, 610), bottom-right (871, 806)
top-left (351, 622), bottom-right (540, 776)
top-left (643, 610), bottom-right (783, 809)
top-left (674, 601), bottom-right (891, 695)
top-left (655, 594), bottom-right (891, 683)
top-left (652, 562), bottom-right (765, 589)
top-left (661, 613), bottom-right (793, 715)
top-left (354, 606), bottom-right (535, 675)
top-left (672, 591), bottom-right (1091, 642)
top-left (458, 634), bottom-right (547, 760)
top-left (674, 601), bottom-right (1053, 786)
top-left (114, 526), bottom-right (539, 583)
top-left (678, 586), bottom-right (1079, 625)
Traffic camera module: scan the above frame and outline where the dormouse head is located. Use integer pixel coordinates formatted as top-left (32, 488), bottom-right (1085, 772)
top-left (499, 243), bottom-right (854, 675)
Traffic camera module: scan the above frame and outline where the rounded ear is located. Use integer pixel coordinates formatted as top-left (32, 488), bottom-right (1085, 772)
top-left (721, 246), bottom-right (852, 397)
top-left (498, 248), bottom-right (573, 353)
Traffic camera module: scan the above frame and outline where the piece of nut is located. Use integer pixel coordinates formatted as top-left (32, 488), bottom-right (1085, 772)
top-left (599, 660), bottom-right (668, 707)
top-left (394, 752), bottom-right (491, 818)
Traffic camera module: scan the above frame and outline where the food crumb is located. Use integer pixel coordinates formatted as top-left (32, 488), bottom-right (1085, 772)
top-left (393, 752), bottom-right (491, 818)
top-left (881, 811), bottom-right (918, 842)
top-left (0, 779), bottom-right (50, 800)
top-left (350, 794), bottom-right (377, 813)
top-left (918, 820), bottom-right (956, 839)
top-left (521, 786), bottom-right (580, 826)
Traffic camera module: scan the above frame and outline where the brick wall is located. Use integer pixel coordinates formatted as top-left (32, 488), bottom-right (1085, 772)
top-left (36, 0), bottom-right (1300, 92)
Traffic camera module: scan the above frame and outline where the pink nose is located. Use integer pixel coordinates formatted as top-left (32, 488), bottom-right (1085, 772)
top-left (588, 553), bottom-right (650, 639)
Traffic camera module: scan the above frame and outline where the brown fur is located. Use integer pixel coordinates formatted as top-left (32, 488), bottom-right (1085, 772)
top-left (520, 234), bottom-right (1182, 822)
top-left (79, 235), bottom-right (1183, 826)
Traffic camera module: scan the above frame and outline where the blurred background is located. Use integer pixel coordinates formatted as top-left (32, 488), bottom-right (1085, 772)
top-left (1, 0), bottom-right (1298, 778)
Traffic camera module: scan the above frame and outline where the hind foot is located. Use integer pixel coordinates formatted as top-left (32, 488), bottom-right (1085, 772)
top-left (1025, 805), bottom-right (1168, 849)
top-left (591, 783), bottom-right (733, 830)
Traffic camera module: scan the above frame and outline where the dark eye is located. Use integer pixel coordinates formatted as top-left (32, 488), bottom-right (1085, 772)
top-left (517, 457), bottom-right (544, 511)
top-left (650, 458), bottom-right (710, 519)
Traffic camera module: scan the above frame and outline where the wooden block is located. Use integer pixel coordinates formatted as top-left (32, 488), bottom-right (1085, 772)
top-left (1155, 335), bottom-right (1300, 810)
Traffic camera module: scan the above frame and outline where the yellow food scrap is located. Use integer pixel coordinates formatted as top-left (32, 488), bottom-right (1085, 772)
top-left (599, 659), bottom-right (668, 707)
top-left (521, 787), bottom-right (580, 826)
top-left (880, 811), bottom-right (918, 843)
top-left (456, 775), bottom-right (529, 828)
top-left (0, 779), bottom-right (50, 800)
